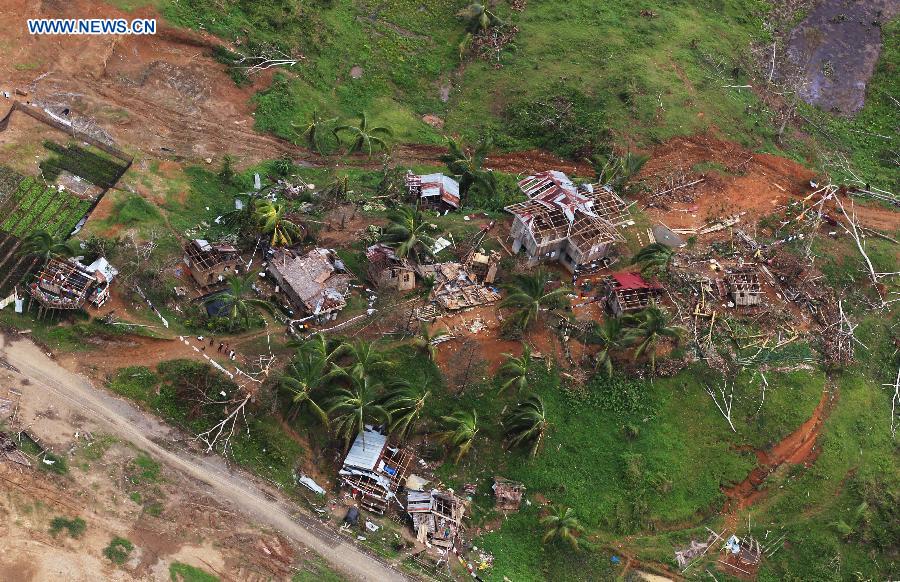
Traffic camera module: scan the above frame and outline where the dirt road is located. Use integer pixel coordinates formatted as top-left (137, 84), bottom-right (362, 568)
top-left (0, 333), bottom-right (407, 582)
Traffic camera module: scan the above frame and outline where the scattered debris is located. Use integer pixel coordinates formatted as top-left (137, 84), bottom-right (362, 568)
top-left (406, 488), bottom-right (466, 548)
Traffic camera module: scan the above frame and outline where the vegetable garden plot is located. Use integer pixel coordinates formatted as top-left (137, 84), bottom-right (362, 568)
top-left (39, 141), bottom-right (129, 189)
top-left (0, 168), bottom-right (95, 295)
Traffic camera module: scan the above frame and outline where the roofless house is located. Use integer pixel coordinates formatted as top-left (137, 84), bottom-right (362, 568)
top-left (28, 257), bottom-right (117, 317)
top-left (505, 171), bottom-right (630, 272)
top-left (602, 271), bottom-right (664, 316)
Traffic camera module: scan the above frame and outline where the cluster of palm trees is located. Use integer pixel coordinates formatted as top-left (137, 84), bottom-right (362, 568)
top-left (294, 110), bottom-right (392, 157)
top-left (277, 335), bottom-right (437, 448)
top-left (588, 306), bottom-right (684, 375)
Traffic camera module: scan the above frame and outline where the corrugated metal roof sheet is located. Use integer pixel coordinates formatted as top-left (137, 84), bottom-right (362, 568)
top-left (612, 271), bottom-right (662, 291)
top-left (342, 428), bottom-right (388, 471)
top-left (418, 173), bottom-right (460, 208)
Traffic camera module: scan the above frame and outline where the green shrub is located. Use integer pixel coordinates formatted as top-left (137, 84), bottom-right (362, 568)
top-left (170, 562), bottom-right (219, 582)
top-left (49, 516), bottom-right (86, 538)
top-left (103, 536), bottom-right (134, 565)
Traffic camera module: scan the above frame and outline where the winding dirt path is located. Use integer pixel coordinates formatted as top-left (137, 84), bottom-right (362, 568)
top-left (721, 384), bottom-right (837, 527)
top-left (0, 333), bottom-right (408, 582)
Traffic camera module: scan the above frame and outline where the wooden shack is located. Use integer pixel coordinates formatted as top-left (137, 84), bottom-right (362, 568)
top-left (725, 268), bottom-right (762, 306)
top-left (338, 428), bottom-right (412, 514)
top-left (603, 271), bottom-right (664, 316)
top-left (365, 244), bottom-right (416, 291)
top-left (407, 489), bottom-right (466, 548)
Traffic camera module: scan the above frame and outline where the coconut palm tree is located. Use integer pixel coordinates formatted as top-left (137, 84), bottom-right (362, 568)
top-left (630, 243), bottom-right (675, 276)
top-left (333, 112), bottom-right (392, 156)
top-left (279, 352), bottom-right (332, 427)
top-left (497, 344), bottom-right (533, 395)
top-left (411, 322), bottom-right (450, 361)
top-left (587, 150), bottom-right (648, 190)
top-left (622, 306), bottom-right (685, 374)
top-left (327, 373), bottom-right (390, 446)
top-left (254, 199), bottom-right (305, 248)
top-left (288, 333), bottom-right (343, 366)
top-left (500, 269), bottom-right (569, 334)
top-left (382, 378), bottom-right (433, 441)
top-left (541, 505), bottom-right (584, 550)
top-left (504, 394), bottom-right (550, 457)
top-left (440, 136), bottom-right (497, 199)
top-left (435, 409), bottom-right (479, 463)
top-left (205, 273), bottom-right (273, 328)
top-left (457, 3), bottom-right (502, 34)
top-left (381, 205), bottom-right (435, 262)
top-left (18, 231), bottom-right (73, 262)
top-left (332, 339), bottom-right (393, 382)
top-left (293, 109), bottom-right (337, 154)
top-left (587, 317), bottom-right (624, 376)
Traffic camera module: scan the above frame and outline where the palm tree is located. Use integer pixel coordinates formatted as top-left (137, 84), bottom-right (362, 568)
top-left (411, 322), bottom-right (449, 361)
top-left (333, 339), bottom-right (393, 381)
top-left (500, 269), bottom-right (569, 334)
top-left (254, 199), bottom-right (305, 248)
top-left (541, 506), bottom-right (584, 550)
top-left (288, 333), bottom-right (343, 366)
top-left (221, 188), bottom-right (263, 235)
top-left (333, 112), bottom-right (392, 156)
top-left (435, 409), bottom-right (478, 463)
top-left (279, 352), bottom-right (332, 427)
top-left (381, 205), bottom-right (435, 262)
top-left (587, 150), bottom-right (648, 190)
top-left (293, 109), bottom-right (337, 154)
top-left (587, 317), bottom-right (624, 376)
top-left (504, 394), bottom-right (549, 457)
top-left (630, 243), bottom-right (674, 276)
top-left (327, 373), bottom-right (390, 446)
top-left (622, 306), bottom-right (685, 374)
top-left (18, 231), bottom-right (73, 262)
top-left (457, 3), bottom-right (502, 34)
top-left (497, 344), bottom-right (533, 395)
top-left (440, 136), bottom-right (497, 200)
top-left (382, 378), bottom-right (432, 441)
top-left (205, 273), bottom-right (273, 328)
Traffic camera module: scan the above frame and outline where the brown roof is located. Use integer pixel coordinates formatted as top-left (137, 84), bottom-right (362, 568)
top-left (269, 248), bottom-right (351, 313)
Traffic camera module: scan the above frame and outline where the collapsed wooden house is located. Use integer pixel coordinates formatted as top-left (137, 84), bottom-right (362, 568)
top-left (267, 248), bottom-right (351, 320)
top-left (602, 271), bottom-right (664, 316)
top-left (183, 239), bottom-right (241, 288)
top-left (406, 172), bottom-right (460, 211)
top-left (492, 477), bottom-right (525, 511)
top-left (338, 427), bottom-right (413, 514)
top-left (29, 256), bottom-right (117, 311)
top-left (365, 243), bottom-right (416, 291)
top-left (468, 250), bottom-right (501, 285)
top-left (418, 261), bottom-right (501, 311)
top-left (406, 489), bottom-right (466, 548)
top-left (724, 268), bottom-right (762, 307)
top-left (505, 171), bottom-right (629, 272)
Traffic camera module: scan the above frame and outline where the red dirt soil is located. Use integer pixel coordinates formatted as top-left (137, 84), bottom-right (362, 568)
top-left (723, 387), bottom-right (834, 516)
top-left (635, 133), bottom-right (897, 232)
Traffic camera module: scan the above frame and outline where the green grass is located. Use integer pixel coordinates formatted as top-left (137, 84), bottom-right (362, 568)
top-left (292, 558), bottom-right (346, 582)
top-left (169, 562), bottom-right (219, 582)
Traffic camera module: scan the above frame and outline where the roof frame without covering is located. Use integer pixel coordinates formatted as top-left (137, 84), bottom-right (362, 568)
top-left (185, 239), bottom-right (239, 272)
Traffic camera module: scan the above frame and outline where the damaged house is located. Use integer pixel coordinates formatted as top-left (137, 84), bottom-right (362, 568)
top-left (183, 239), bottom-right (241, 288)
top-left (267, 248), bottom-right (351, 320)
top-left (602, 271), bottom-right (664, 316)
top-left (406, 488), bottom-right (466, 548)
top-left (418, 261), bottom-right (500, 311)
top-left (505, 171), bottom-right (629, 272)
top-left (492, 477), bottom-right (525, 511)
top-left (365, 243), bottom-right (416, 291)
top-left (29, 257), bottom-right (117, 311)
top-left (724, 268), bottom-right (762, 307)
top-left (406, 172), bottom-right (460, 211)
top-left (338, 427), bottom-right (413, 514)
